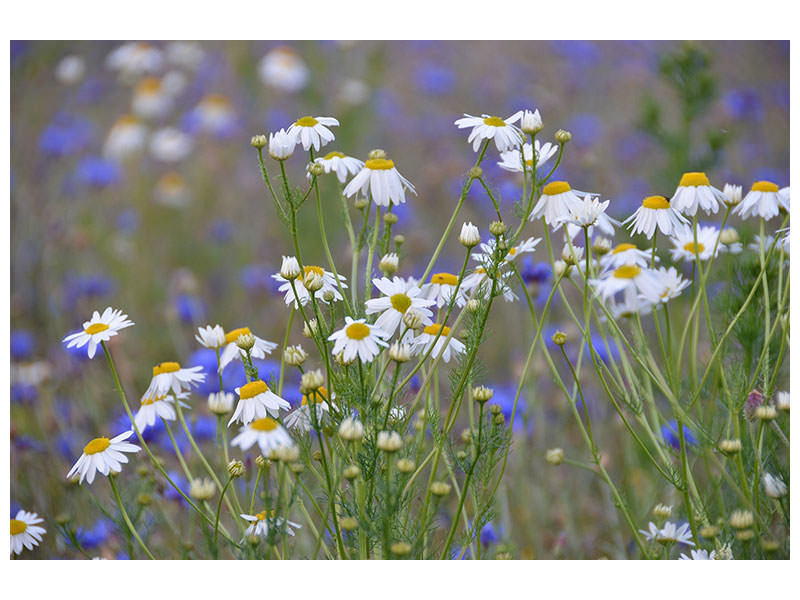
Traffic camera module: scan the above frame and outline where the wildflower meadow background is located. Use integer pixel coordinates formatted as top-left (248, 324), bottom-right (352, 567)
top-left (9, 40), bottom-right (790, 560)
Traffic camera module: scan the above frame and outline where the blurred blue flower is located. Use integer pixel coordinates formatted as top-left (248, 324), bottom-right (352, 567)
top-left (63, 272), bottom-right (115, 310)
top-left (11, 329), bottom-right (35, 361)
top-left (189, 414), bottom-right (217, 442)
top-left (549, 41), bottom-right (601, 66)
top-left (116, 208), bottom-right (140, 233)
top-left (587, 333), bottom-right (619, 364)
top-left (209, 219), bottom-right (234, 243)
top-left (521, 260), bottom-right (551, 286)
top-left (13, 434), bottom-right (45, 451)
top-left (723, 87), bottom-right (764, 122)
top-left (239, 264), bottom-right (271, 293)
top-left (480, 521), bottom-right (501, 546)
top-left (11, 383), bottom-right (38, 404)
top-left (661, 419), bottom-right (697, 451)
top-left (38, 112), bottom-right (93, 157)
top-left (450, 545), bottom-right (473, 559)
top-left (414, 62), bottom-right (456, 96)
top-left (563, 113), bottom-right (604, 149)
top-left (75, 156), bottom-right (122, 188)
top-left (163, 470), bottom-right (189, 503)
top-left (71, 518), bottom-right (113, 549)
top-left (174, 293), bottom-right (207, 324)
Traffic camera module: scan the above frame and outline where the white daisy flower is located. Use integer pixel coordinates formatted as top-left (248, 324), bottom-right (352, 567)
top-left (623, 195), bottom-right (689, 239)
top-left (497, 140), bottom-right (558, 173)
top-left (134, 392), bottom-right (190, 432)
top-left (230, 416), bottom-right (295, 455)
top-left (272, 265), bottom-right (347, 308)
top-left (154, 172), bottom-right (191, 208)
top-left (459, 267), bottom-right (517, 305)
top-left (531, 181), bottom-right (583, 227)
top-left (638, 267), bottom-right (690, 305)
top-left (10, 510), bottom-right (46, 556)
top-left (608, 288), bottom-right (653, 319)
top-left (195, 324), bottom-right (226, 349)
top-left (365, 277), bottom-right (435, 337)
top-left (132, 77), bottom-right (174, 120)
top-left (55, 55), bottom-right (86, 85)
top-left (144, 361), bottom-right (206, 398)
top-left (748, 234), bottom-right (789, 257)
top-left (733, 180), bottom-right (785, 221)
top-left (556, 194), bottom-right (610, 229)
top-left (680, 549), bottom-right (716, 560)
top-left (241, 510), bottom-right (301, 538)
top-left (308, 151), bottom-right (364, 183)
top-left (62, 307), bottom-right (135, 359)
top-left (422, 272), bottom-right (461, 308)
top-left (66, 431), bottom-right (140, 485)
top-left (328, 317), bottom-right (389, 363)
top-left (103, 115), bottom-right (148, 161)
top-left (191, 94), bottom-right (236, 136)
top-left (671, 172), bottom-right (726, 216)
top-left (230, 380), bottom-right (291, 426)
top-left (218, 326), bottom-right (278, 372)
top-left (287, 115), bottom-right (339, 152)
top-left (590, 264), bottom-right (661, 301)
top-left (657, 521), bottom-right (695, 546)
top-left (284, 387), bottom-right (333, 432)
top-left (410, 323), bottom-right (466, 363)
top-left (150, 127), bottom-right (193, 163)
top-left (599, 243), bottom-right (654, 270)
top-left (343, 156), bottom-right (416, 207)
top-left (258, 46), bottom-right (309, 94)
top-left (778, 186), bottom-right (790, 212)
top-left (106, 42), bottom-right (164, 78)
top-left (472, 236), bottom-right (540, 264)
top-left (669, 225), bottom-right (721, 262)
top-left (454, 111), bottom-right (523, 152)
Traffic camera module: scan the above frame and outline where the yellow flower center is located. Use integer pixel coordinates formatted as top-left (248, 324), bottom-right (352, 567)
top-left (613, 265), bottom-right (641, 279)
top-left (225, 327), bottom-right (252, 344)
top-left (508, 247), bottom-right (518, 256)
top-left (683, 242), bottom-right (705, 254)
top-left (475, 266), bottom-right (486, 274)
top-left (141, 394), bottom-right (167, 406)
top-left (679, 172), bottom-right (710, 187)
top-left (482, 116), bottom-right (506, 127)
top-left (295, 116), bottom-right (318, 127)
top-left (345, 322), bottom-right (371, 340)
top-left (323, 151), bottom-right (346, 160)
top-left (10, 519), bottom-right (27, 535)
top-left (153, 361), bottom-right (181, 376)
top-left (254, 509), bottom-right (276, 521)
top-left (84, 323), bottom-right (110, 335)
top-left (390, 293), bottom-right (412, 313)
top-left (642, 195), bottom-right (670, 210)
top-left (365, 158), bottom-right (395, 170)
top-left (84, 437), bottom-right (111, 455)
top-left (204, 94), bottom-right (229, 107)
top-left (525, 159), bottom-right (535, 167)
top-left (160, 172), bottom-right (185, 188)
top-left (542, 181), bottom-right (571, 195)
top-left (302, 386), bottom-right (328, 405)
top-left (137, 77), bottom-right (161, 93)
top-left (116, 114), bottom-right (138, 126)
top-left (239, 380), bottom-right (268, 399)
top-left (751, 181), bottom-right (779, 193)
top-left (431, 272), bottom-right (459, 286)
top-left (303, 265), bottom-right (325, 277)
top-left (612, 243), bottom-right (637, 255)
top-left (250, 417), bottom-right (279, 432)
top-left (423, 323), bottom-right (451, 336)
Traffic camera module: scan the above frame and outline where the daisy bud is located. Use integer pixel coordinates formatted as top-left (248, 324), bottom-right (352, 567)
top-left (354, 197), bottom-right (369, 210)
top-left (762, 473), bottom-right (787, 498)
top-left (699, 525), bottom-right (719, 539)
top-left (729, 509), bottom-right (754, 529)
top-left (402, 309), bottom-right (424, 331)
top-left (459, 222), bottom-right (481, 248)
top-left (55, 513), bottom-right (70, 526)
top-left (430, 481), bottom-right (451, 497)
top-left (775, 391), bottom-right (789, 412)
top-left (554, 129), bottom-right (572, 144)
top-left (280, 256), bottom-right (301, 280)
top-left (227, 460), bottom-right (245, 479)
top-left (284, 344), bottom-right (308, 366)
top-left (303, 318), bottom-right (319, 338)
top-left (520, 109), bottom-right (543, 134)
top-left (340, 517), bottom-right (359, 531)
top-left (368, 148), bottom-right (387, 160)
top-left (460, 428), bottom-right (473, 443)
top-left (551, 330), bottom-right (567, 346)
top-left (276, 444), bottom-right (299, 463)
top-left (389, 341), bottom-right (411, 363)
top-left (717, 543), bottom-right (734, 560)
top-left (761, 539), bottom-right (780, 552)
top-left (469, 166), bottom-right (483, 179)
top-left (303, 270), bottom-right (324, 292)
top-left (722, 183), bottom-right (743, 206)
top-left (464, 299), bottom-right (479, 313)
top-left (189, 477), bottom-right (216, 501)
top-left (343, 464), bottom-right (361, 479)
top-left (268, 129), bottom-right (294, 160)
top-left (653, 503), bottom-right (673, 520)
top-left (236, 333), bottom-right (256, 351)
top-left (396, 458), bottom-right (415, 473)
top-left (456, 450), bottom-right (468, 460)
top-left (473, 385), bottom-right (494, 404)
top-left (376, 430), bottom-right (403, 453)
top-left (308, 161), bottom-right (325, 176)
top-left (290, 462), bottom-right (304, 474)
top-left (300, 369), bottom-right (324, 395)
top-left (338, 417), bottom-right (364, 442)
top-left (592, 237), bottom-right (612, 256)
top-left (488, 403), bottom-right (502, 416)
top-left (561, 244), bottom-right (583, 266)
top-left (208, 391), bottom-right (235, 415)
top-left (255, 455), bottom-right (271, 470)
top-left (546, 448), bottom-right (564, 465)
top-left (719, 438), bottom-right (742, 454)
top-left (393, 234), bottom-right (405, 246)
top-left (496, 552), bottom-right (512, 560)
top-left (383, 212), bottom-right (399, 225)
top-left (493, 414), bottom-right (505, 426)
top-left (250, 134), bottom-right (267, 148)
top-left (137, 493), bottom-right (152, 506)
top-left (390, 542), bottom-right (411, 556)
top-left (379, 252), bottom-right (399, 276)
top-left (719, 227), bottom-right (739, 245)
top-left (735, 529), bottom-right (754, 541)
top-left (333, 350), bottom-right (356, 366)
top-left (553, 259), bottom-right (570, 278)
top-left (755, 405), bottom-right (777, 421)
top-left (322, 289), bottom-right (336, 302)
top-left (246, 534), bottom-right (260, 546)
top-left (312, 450), bottom-right (322, 461)
top-left (489, 220), bottom-right (507, 236)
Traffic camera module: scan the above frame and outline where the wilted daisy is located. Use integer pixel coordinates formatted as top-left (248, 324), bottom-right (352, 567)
top-left (144, 361), bottom-right (205, 398)
top-left (308, 151), bottom-right (364, 183)
top-left (273, 265), bottom-right (347, 308)
top-left (134, 392), bottom-right (190, 432)
top-left (454, 111), bottom-right (523, 152)
top-left (638, 266), bottom-right (690, 304)
top-left (343, 155), bottom-right (416, 207)
top-left (733, 181), bottom-right (784, 221)
top-left (10, 510), bottom-right (46, 556)
top-left (410, 323), bottom-right (466, 363)
top-left (328, 317), bottom-right (390, 363)
top-left (230, 380), bottom-right (291, 425)
top-left (624, 195), bottom-right (689, 239)
top-left (258, 46), bottom-right (309, 93)
top-left (63, 307), bottom-right (135, 359)
top-left (287, 115), bottom-right (339, 152)
top-left (365, 277), bottom-right (435, 336)
top-left (66, 431), bottom-right (140, 485)
top-left (218, 326), bottom-right (278, 372)
top-left (195, 324), bottom-right (226, 349)
top-left (103, 115), bottom-right (148, 161)
top-left (680, 549), bottom-right (716, 560)
top-left (241, 510), bottom-right (301, 537)
top-left (531, 181), bottom-right (583, 227)
top-left (590, 264), bottom-right (661, 301)
top-left (669, 225), bottom-right (721, 262)
top-left (497, 140), bottom-right (558, 173)
top-left (671, 172), bottom-right (726, 216)
top-left (423, 272), bottom-right (461, 308)
top-left (285, 386), bottom-right (333, 431)
top-left (230, 417), bottom-right (295, 455)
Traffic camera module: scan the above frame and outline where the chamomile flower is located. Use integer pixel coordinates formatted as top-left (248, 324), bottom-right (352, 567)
top-left (258, 46), bottom-right (309, 93)
top-left (154, 172), bottom-right (191, 207)
top-left (103, 115), bottom-right (148, 161)
top-left (680, 549), bottom-right (716, 560)
top-left (190, 94), bottom-right (237, 137)
top-left (590, 264), bottom-right (661, 301)
top-left (497, 140), bottom-right (558, 173)
top-left (556, 194), bottom-right (610, 229)
top-left (230, 380), bottom-right (291, 426)
top-left (230, 417), bottom-right (294, 455)
top-left (365, 277), bottom-right (435, 336)
top-left (10, 510), bottom-right (46, 556)
top-left (195, 324), bottom-right (226, 349)
top-left (284, 387), bottom-right (333, 431)
top-left (241, 510), bottom-right (301, 537)
top-left (454, 111), bottom-right (523, 152)
top-left (599, 243), bottom-right (653, 270)
top-left (531, 181), bottom-right (583, 227)
top-left (132, 77), bottom-right (174, 121)
top-left (669, 226), bottom-right (721, 262)
top-left (410, 323), bottom-right (466, 363)
top-left (218, 326), bottom-right (278, 372)
top-left (623, 195), bottom-right (689, 239)
top-left (66, 431), bottom-right (140, 485)
top-left (150, 127), bottom-right (193, 163)
top-left (62, 307), bottom-right (135, 359)
top-left (308, 151), bottom-right (364, 183)
top-left (106, 42), bottom-right (164, 78)
top-left (459, 267), bottom-right (517, 305)
top-left (343, 156), bottom-right (416, 207)
top-left (639, 521), bottom-right (694, 546)
top-left (608, 288), bottom-right (653, 319)
top-left (144, 361), bottom-right (205, 398)
top-left (328, 317), bottom-right (389, 363)
top-left (472, 236), bottom-right (541, 264)
top-left (287, 115), bottom-right (339, 152)
top-left (134, 392), bottom-right (190, 432)
top-left (273, 265), bottom-right (347, 308)
top-left (268, 129), bottom-right (294, 160)
top-left (671, 172), bottom-right (726, 216)
top-left (778, 186), bottom-right (790, 212)
top-left (733, 180), bottom-right (785, 221)
top-left (638, 267), bottom-right (690, 304)
top-left (423, 272), bottom-right (461, 308)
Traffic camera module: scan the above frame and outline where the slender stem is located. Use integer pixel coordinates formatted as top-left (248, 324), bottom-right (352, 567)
top-left (109, 475), bottom-right (155, 560)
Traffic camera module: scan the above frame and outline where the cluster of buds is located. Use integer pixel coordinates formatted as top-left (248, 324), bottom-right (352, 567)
top-left (376, 431), bottom-right (403, 453)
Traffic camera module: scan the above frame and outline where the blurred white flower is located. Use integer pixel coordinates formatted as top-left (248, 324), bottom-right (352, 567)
top-left (258, 46), bottom-right (309, 93)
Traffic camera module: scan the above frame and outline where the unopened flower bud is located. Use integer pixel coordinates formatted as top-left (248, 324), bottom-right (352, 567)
top-left (396, 458), bottom-right (415, 473)
top-left (136, 493), bottom-right (152, 506)
top-left (402, 309), bottom-right (424, 331)
top-left (719, 439), bottom-right (742, 454)
top-left (554, 129), bottom-right (571, 144)
top-left (469, 166), bottom-right (483, 179)
top-left (280, 256), bottom-right (301, 280)
top-left (227, 460), bottom-right (245, 478)
top-left (723, 183), bottom-right (742, 207)
top-left (592, 237), bottom-right (612, 256)
top-left (55, 514), bottom-right (70, 526)
top-left (250, 134), bottom-right (267, 148)
top-left (488, 403), bottom-right (502, 416)
top-left (276, 444), bottom-right (299, 462)
top-left (719, 227), bottom-right (739, 245)
top-left (289, 462), bottom-right (304, 474)
top-left (489, 220), bottom-right (507, 236)
top-left (561, 244), bottom-right (583, 266)
top-left (368, 148), bottom-right (387, 160)
top-left (303, 270), bottom-right (324, 292)
top-left (459, 222), bottom-right (481, 248)
top-left (729, 509), bottom-right (754, 529)
top-left (303, 318), bottom-right (318, 338)
top-left (189, 477), bottom-right (216, 501)
top-left (699, 525), bottom-right (719, 539)
top-left (762, 473), bottom-right (787, 498)
top-left (300, 369), bottom-right (324, 395)
top-left (761, 539), bottom-right (780, 552)
top-left (284, 344), bottom-right (307, 366)
top-left (393, 234), bottom-right (405, 246)
top-left (354, 197), bottom-right (369, 210)
top-left (343, 465), bottom-right (361, 480)
top-left (383, 212), bottom-right (399, 225)
top-left (755, 405), bottom-right (777, 421)
top-left (389, 341), bottom-right (411, 363)
top-left (430, 481), bottom-right (451, 497)
top-left (376, 431), bottom-right (403, 452)
top-left (552, 330), bottom-right (567, 346)
top-left (521, 109), bottom-right (543, 134)
top-left (553, 259), bottom-right (570, 278)
top-left (379, 252), bottom-right (399, 276)
top-left (653, 503), bottom-right (672, 520)
top-left (338, 417), bottom-right (364, 442)
top-left (390, 542), bottom-right (411, 556)
top-left (546, 448), bottom-right (564, 465)
top-left (340, 517), bottom-right (359, 531)
top-left (255, 455), bottom-right (270, 470)
top-left (308, 161), bottom-right (325, 176)
top-left (322, 289), bottom-right (335, 302)
top-left (236, 333), bottom-right (255, 351)
top-left (493, 414), bottom-right (505, 426)
top-left (473, 385), bottom-right (494, 404)
top-left (333, 350), bottom-right (355, 366)
top-left (735, 529), bottom-right (754, 541)
top-left (208, 391), bottom-right (235, 415)
top-left (466, 299), bottom-right (481, 313)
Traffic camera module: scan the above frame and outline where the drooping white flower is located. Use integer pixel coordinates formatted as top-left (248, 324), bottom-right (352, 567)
top-left (556, 194), bottom-right (610, 229)
top-left (134, 392), bottom-right (190, 432)
top-left (308, 151), bottom-right (364, 183)
top-left (343, 156), bottom-right (416, 207)
top-left (230, 380), bottom-right (291, 426)
top-left (409, 323), bottom-right (466, 363)
top-left (284, 387), bottom-right (333, 432)
top-left (671, 172), bottom-right (726, 216)
top-left (241, 510), bottom-right (302, 537)
top-left (66, 431), bottom-right (141, 485)
top-left (623, 195), bottom-right (689, 239)
top-left (638, 267), bottom-right (690, 305)
top-left (144, 361), bottom-right (205, 398)
top-left (530, 181), bottom-right (583, 228)
top-left (589, 264), bottom-right (661, 301)
top-left (273, 265), bottom-right (347, 308)
top-left (733, 180), bottom-right (785, 221)
top-left (62, 307), bottom-right (135, 359)
top-left (287, 115), bottom-right (339, 152)
top-left (230, 416), bottom-right (295, 455)
top-left (497, 140), bottom-right (558, 173)
top-left (422, 272), bottom-right (460, 308)
top-left (328, 317), bottom-right (390, 363)
top-left (600, 243), bottom-right (654, 270)
top-left (195, 324), bottom-right (226, 349)
top-left (454, 111), bottom-right (523, 152)
top-left (669, 225), bottom-right (722, 262)
top-left (218, 326), bottom-right (278, 372)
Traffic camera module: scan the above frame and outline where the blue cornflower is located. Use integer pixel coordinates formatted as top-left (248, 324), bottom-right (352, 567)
top-left (209, 219), bottom-right (234, 243)
top-left (10, 330), bottom-right (35, 361)
top-left (414, 62), bottom-right (455, 95)
top-left (661, 419), bottom-right (698, 450)
top-left (174, 293), bottom-right (206, 324)
top-left (163, 470), bottom-right (189, 503)
top-left (723, 87), bottom-right (764, 122)
top-left (71, 518), bottom-right (113, 549)
top-left (38, 112), bottom-right (92, 157)
top-left (116, 208), bottom-right (140, 233)
top-left (521, 260), bottom-right (551, 286)
top-left (480, 521), bottom-right (501, 546)
top-left (75, 156), bottom-right (121, 188)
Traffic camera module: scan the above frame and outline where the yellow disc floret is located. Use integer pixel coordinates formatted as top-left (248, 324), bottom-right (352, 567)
top-left (542, 181), bottom-right (571, 195)
top-left (643, 195), bottom-right (670, 210)
top-left (84, 437), bottom-right (111, 455)
top-left (482, 116), bottom-right (506, 127)
top-left (751, 181), bottom-right (779, 193)
top-left (303, 265), bottom-right (325, 277)
top-left (423, 323), bottom-right (451, 336)
top-left (345, 322), bottom-right (371, 340)
top-left (250, 417), bottom-right (279, 432)
top-left (679, 172), bottom-right (710, 187)
top-left (613, 265), bottom-right (641, 279)
top-left (141, 394), bottom-right (167, 406)
top-left (683, 242), bottom-right (705, 255)
top-left (431, 272), bottom-right (459, 286)
top-left (295, 116), bottom-right (319, 127)
top-left (239, 380), bottom-right (268, 399)
top-left (365, 158), bottom-right (395, 170)
top-left (302, 386), bottom-right (328, 405)
top-left (323, 151), bottom-right (346, 160)
top-left (84, 322), bottom-right (110, 335)
top-left (612, 243), bottom-right (637, 254)
top-left (153, 361), bottom-right (181, 376)
top-left (225, 327), bottom-right (252, 344)
top-left (10, 519), bottom-right (27, 535)
top-left (390, 293), bottom-right (412, 313)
